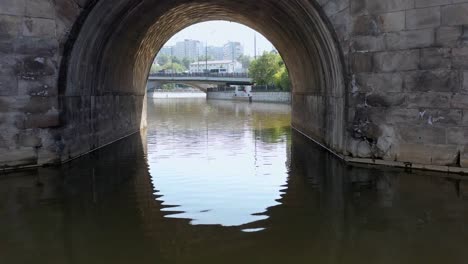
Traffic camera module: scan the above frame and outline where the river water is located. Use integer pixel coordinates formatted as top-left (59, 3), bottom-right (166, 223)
top-left (1, 98), bottom-right (468, 263)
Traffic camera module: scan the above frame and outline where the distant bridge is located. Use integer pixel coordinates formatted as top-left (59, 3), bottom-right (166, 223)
top-left (147, 73), bottom-right (254, 92)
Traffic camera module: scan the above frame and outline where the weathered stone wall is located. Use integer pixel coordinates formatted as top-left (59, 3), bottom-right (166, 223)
top-left (0, 0), bottom-right (146, 168)
top-left (1, 0), bottom-right (468, 170)
top-left (341, 0), bottom-right (468, 167)
top-left (0, 0), bottom-right (66, 166)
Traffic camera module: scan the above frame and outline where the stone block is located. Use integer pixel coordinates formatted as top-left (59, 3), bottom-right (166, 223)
top-left (430, 144), bottom-right (460, 166)
top-left (0, 55), bottom-right (18, 76)
top-left (22, 17), bottom-right (56, 37)
top-left (0, 15), bottom-right (20, 39)
top-left (16, 130), bottom-right (42, 147)
top-left (350, 0), bottom-right (367, 15)
top-left (351, 52), bottom-right (373, 73)
top-left (403, 70), bottom-right (459, 92)
top-left (369, 108), bottom-right (420, 124)
top-left (0, 74), bottom-right (18, 96)
top-left (373, 50), bottom-right (419, 72)
top-left (416, 109), bottom-right (463, 126)
top-left (441, 3), bottom-right (468, 26)
top-left (451, 94), bottom-right (468, 109)
top-left (20, 96), bottom-right (58, 114)
top-left (420, 48), bottom-right (451, 70)
top-left (377, 11), bottom-right (405, 32)
top-left (452, 47), bottom-right (468, 69)
top-left (406, 7), bottom-right (441, 30)
top-left (14, 37), bottom-right (58, 56)
top-left (352, 15), bottom-right (380, 35)
top-left (0, 147), bottom-right (37, 167)
top-left (18, 76), bottom-right (57, 96)
top-left (0, 0), bottom-right (25, 16)
top-left (355, 73), bottom-right (403, 92)
top-left (23, 111), bottom-right (60, 129)
top-left (16, 56), bottom-right (57, 79)
top-left (447, 127), bottom-right (466, 145)
top-left (385, 29), bottom-right (435, 50)
top-left (436, 26), bottom-right (462, 47)
top-left (25, 0), bottom-right (55, 19)
top-left (397, 143), bottom-right (433, 164)
top-left (406, 92), bottom-right (450, 108)
top-left (415, 0), bottom-right (451, 7)
top-left (398, 125), bottom-right (446, 144)
top-left (0, 40), bottom-right (14, 54)
top-left (352, 35), bottom-right (385, 52)
top-left (366, 93), bottom-right (406, 107)
top-left (366, 0), bottom-right (415, 14)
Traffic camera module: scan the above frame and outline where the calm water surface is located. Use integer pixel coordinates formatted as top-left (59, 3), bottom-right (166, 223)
top-left (1, 98), bottom-right (468, 263)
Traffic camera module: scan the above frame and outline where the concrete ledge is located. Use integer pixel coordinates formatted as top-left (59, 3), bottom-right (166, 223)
top-left (292, 126), bottom-right (468, 176)
top-left (345, 157), bottom-right (468, 175)
top-left (0, 129), bottom-right (143, 174)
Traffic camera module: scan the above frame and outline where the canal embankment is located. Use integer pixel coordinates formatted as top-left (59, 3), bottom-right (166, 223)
top-left (207, 91), bottom-right (291, 104)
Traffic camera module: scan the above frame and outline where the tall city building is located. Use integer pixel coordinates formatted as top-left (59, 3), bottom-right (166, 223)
top-left (173, 39), bottom-right (204, 60)
top-left (206, 46), bottom-right (224, 60)
top-left (158, 46), bottom-right (173, 57)
top-left (223, 41), bottom-right (244, 61)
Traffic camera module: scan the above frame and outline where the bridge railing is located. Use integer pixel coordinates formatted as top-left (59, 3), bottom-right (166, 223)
top-left (149, 72), bottom-right (250, 78)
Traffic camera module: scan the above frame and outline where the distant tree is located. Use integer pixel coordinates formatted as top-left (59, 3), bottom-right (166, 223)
top-left (182, 57), bottom-right (193, 69)
top-left (171, 56), bottom-right (182, 65)
top-left (274, 65), bottom-right (291, 91)
top-left (150, 64), bottom-right (162, 74)
top-left (162, 62), bottom-right (186, 73)
top-left (249, 52), bottom-right (281, 85)
top-left (237, 55), bottom-right (252, 70)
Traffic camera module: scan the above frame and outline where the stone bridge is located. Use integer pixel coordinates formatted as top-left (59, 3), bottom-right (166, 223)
top-left (1, 0), bottom-right (468, 172)
top-left (147, 73), bottom-right (253, 92)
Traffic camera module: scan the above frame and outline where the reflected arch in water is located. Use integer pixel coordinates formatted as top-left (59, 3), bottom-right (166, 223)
top-left (61, 0), bottom-right (347, 159)
top-left (145, 99), bottom-right (291, 227)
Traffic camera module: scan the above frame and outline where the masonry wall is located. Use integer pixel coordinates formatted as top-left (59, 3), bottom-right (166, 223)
top-left (0, 0), bottom-right (67, 167)
top-left (1, 0), bottom-right (468, 170)
top-left (0, 0), bottom-right (146, 168)
top-left (331, 0), bottom-right (468, 167)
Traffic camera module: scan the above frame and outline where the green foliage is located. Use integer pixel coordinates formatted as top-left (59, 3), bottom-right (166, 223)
top-left (274, 65), bottom-right (291, 91)
top-left (150, 64), bottom-right (161, 74)
top-left (150, 62), bottom-right (186, 74)
top-left (249, 52), bottom-right (291, 90)
top-left (182, 57), bottom-right (193, 69)
top-left (164, 62), bottom-right (186, 73)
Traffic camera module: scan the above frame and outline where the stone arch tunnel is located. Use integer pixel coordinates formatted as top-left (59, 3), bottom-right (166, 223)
top-left (1, 0), bottom-right (468, 171)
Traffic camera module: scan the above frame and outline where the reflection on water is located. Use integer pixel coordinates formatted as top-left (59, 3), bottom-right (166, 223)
top-left (148, 99), bottom-right (291, 227)
top-left (1, 98), bottom-right (468, 264)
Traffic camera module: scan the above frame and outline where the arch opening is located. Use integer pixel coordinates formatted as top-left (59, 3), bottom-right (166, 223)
top-left (61, 0), bottom-right (346, 161)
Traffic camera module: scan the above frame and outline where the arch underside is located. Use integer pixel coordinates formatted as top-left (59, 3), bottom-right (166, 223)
top-left (62, 0), bottom-right (346, 161)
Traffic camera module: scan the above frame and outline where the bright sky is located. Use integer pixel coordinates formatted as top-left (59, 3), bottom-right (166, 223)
top-left (164, 21), bottom-right (275, 57)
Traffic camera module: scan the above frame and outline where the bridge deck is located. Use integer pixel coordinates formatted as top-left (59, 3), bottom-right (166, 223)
top-left (148, 73), bottom-right (253, 85)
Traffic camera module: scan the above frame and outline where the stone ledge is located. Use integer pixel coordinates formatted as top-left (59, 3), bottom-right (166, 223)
top-left (345, 157), bottom-right (468, 175)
